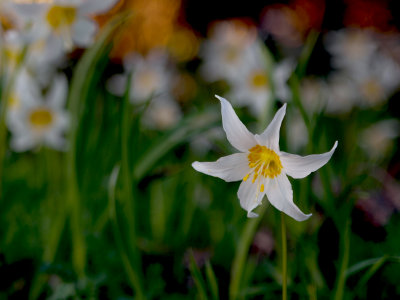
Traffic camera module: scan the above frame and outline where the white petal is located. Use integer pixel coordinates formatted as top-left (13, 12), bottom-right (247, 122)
top-left (79, 0), bottom-right (119, 15)
top-left (281, 141), bottom-right (338, 179)
top-left (192, 153), bottom-right (249, 182)
top-left (255, 103), bottom-right (286, 151)
top-left (10, 134), bottom-right (36, 152)
top-left (237, 178), bottom-right (265, 218)
top-left (215, 95), bottom-right (257, 152)
top-left (106, 74), bottom-right (127, 97)
top-left (265, 174), bottom-right (311, 221)
top-left (45, 130), bottom-right (67, 151)
top-left (72, 17), bottom-right (97, 47)
top-left (47, 74), bottom-right (68, 107)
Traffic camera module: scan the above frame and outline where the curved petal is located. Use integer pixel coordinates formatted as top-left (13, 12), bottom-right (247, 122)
top-left (281, 141), bottom-right (338, 179)
top-left (215, 95), bottom-right (257, 152)
top-left (238, 178), bottom-right (265, 218)
top-left (255, 103), bottom-right (286, 151)
top-left (265, 174), bottom-right (311, 221)
top-left (72, 18), bottom-right (97, 47)
top-left (192, 153), bottom-right (249, 182)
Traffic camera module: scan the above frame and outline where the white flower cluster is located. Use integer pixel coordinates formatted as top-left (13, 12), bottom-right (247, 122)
top-left (106, 49), bottom-right (182, 130)
top-left (303, 28), bottom-right (400, 114)
top-left (0, 0), bottom-right (119, 151)
top-left (200, 21), bottom-right (295, 117)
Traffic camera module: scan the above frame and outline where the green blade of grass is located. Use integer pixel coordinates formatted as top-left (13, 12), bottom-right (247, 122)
top-left (188, 250), bottom-right (209, 300)
top-left (66, 13), bottom-right (130, 278)
top-left (346, 256), bottom-right (400, 277)
top-left (334, 220), bottom-right (351, 300)
top-left (205, 260), bottom-right (219, 300)
top-left (133, 109), bottom-right (219, 180)
top-left (107, 166), bottom-right (145, 299)
top-left (230, 204), bottom-right (267, 300)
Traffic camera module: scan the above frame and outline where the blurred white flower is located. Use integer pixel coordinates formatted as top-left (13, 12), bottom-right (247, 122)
top-left (11, 0), bottom-right (118, 50)
top-left (353, 53), bottom-right (400, 107)
top-left (199, 20), bottom-right (257, 82)
top-left (3, 29), bottom-right (65, 85)
top-left (325, 72), bottom-right (359, 114)
top-left (107, 50), bottom-right (173, 104)
top-left (190, 127), bottom-right (225, 157)
top-left (325, 28), bottom-right (378, 72)
top-left (300, 77), bottom-right (327, 114)
top-left (107, 50), bottom-right (183, 130)
top-left (359, 119), bottom-right (400, 160)
top-left (192, 95), bottom-right (337, 221)
top-left (285, 111), bottom-right (308, 152)
top-left (228, 44), bottom-right (295, 116)
top-left (142, 95), bottom-right (182, 130)
top-left (7, 70), bottom-right (69, 152)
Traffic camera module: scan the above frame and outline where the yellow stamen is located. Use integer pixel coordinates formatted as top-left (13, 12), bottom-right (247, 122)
top-left (260, 184), bottom-right (264, 192)
top-left (29, 108), bottom-right (53, 128)
top-left (250, 71), bottom-right (269, 88)
top-left (243, 174), bottom-right (249, 181)
top-left (247, 145), bottom-right (282, 179)
top-left (46, 5), bottom-right (77, 30)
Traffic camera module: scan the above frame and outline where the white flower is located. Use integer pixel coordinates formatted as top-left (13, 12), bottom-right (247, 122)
top-left (228, 49), bottom-right (295, 115)
top-left (3, 29), bottom-right (65, 85)
top-left (359, 119), bottom-right (400, 160)
top-left (199, 20), bottom-right (257, 82)
top-left (107, 50), bottom-right (173, 104)
top-left (7, 70), bottom-right (69, 152)
top-left (142, 95), bottom-right (182, 130)
top-left (325, 28), bottom-right (378, 72)
top-left (353, 52), bottom-right (400, 107)
top-left (192, 96), bottom-right (337, 221)
top-left (11, 0), bottom-right (118, 49)
top-left (325, 72), bottom-right (359, 114)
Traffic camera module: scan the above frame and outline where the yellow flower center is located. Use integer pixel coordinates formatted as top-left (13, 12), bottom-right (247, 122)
top-left (243, 145), bottom-right (282, 191)
top-left (46, 5), bottom-right (77, 30)
top-left (361, 79), bottom-right (382, 104)
top-left (224, 47), bottom-right (239, 63)
top-left (250, 71), bottom-right (268, 89)
top-left (137, 69), bottom-right (159, 91)
top-left (29, 108), bottom-right (53, 128)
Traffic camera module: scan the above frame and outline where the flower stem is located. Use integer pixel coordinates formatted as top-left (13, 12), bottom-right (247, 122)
top-left (229, 204), bottom-right (267, 300)
top-left (334, 220), bottom-right (350, 300)
top-left (281, 212), bottom-right (287, 300)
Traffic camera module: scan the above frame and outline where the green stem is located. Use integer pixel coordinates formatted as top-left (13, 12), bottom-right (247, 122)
top-left (119, 79), bottom-right (145, 297)
top-left (281, 212), bottom-right (287, 300)
top-left (334, 220), bottom-right (350, 300)
top-left (229, 204), bottom-right (267, 300)
top-left (108, 166), bottom-right (145, 299)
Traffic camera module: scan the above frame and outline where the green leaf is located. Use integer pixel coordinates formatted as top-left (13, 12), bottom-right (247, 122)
top-left (188, 250), bottom-right (209, 300)
top-left (133, 109), bottom-right (219, 180)
top-left (205, 261), bottom-right (219, 300)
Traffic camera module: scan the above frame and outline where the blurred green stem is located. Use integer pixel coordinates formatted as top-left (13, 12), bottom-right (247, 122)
top-left (230, 205), bottom-right (267, 300)
top-left (120, 74), bottom-right (145, 296)
top-left (281, 213), bottom-right (287, 300)
top-left (297, 31), bottom-right (319, 78)
top-left (334, 220), bottom-right (350, 300)
top-left (289, 75), bottom-right (312, 137)
top-left (108, 166), bottom-right (145, 300)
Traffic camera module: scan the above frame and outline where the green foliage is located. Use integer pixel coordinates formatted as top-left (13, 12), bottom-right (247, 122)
top-left (1, 16), bottom-right (400, 300)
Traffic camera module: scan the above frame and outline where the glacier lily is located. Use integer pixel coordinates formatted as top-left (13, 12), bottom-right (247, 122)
top-left (192, 96), bottom-right (337, 221)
